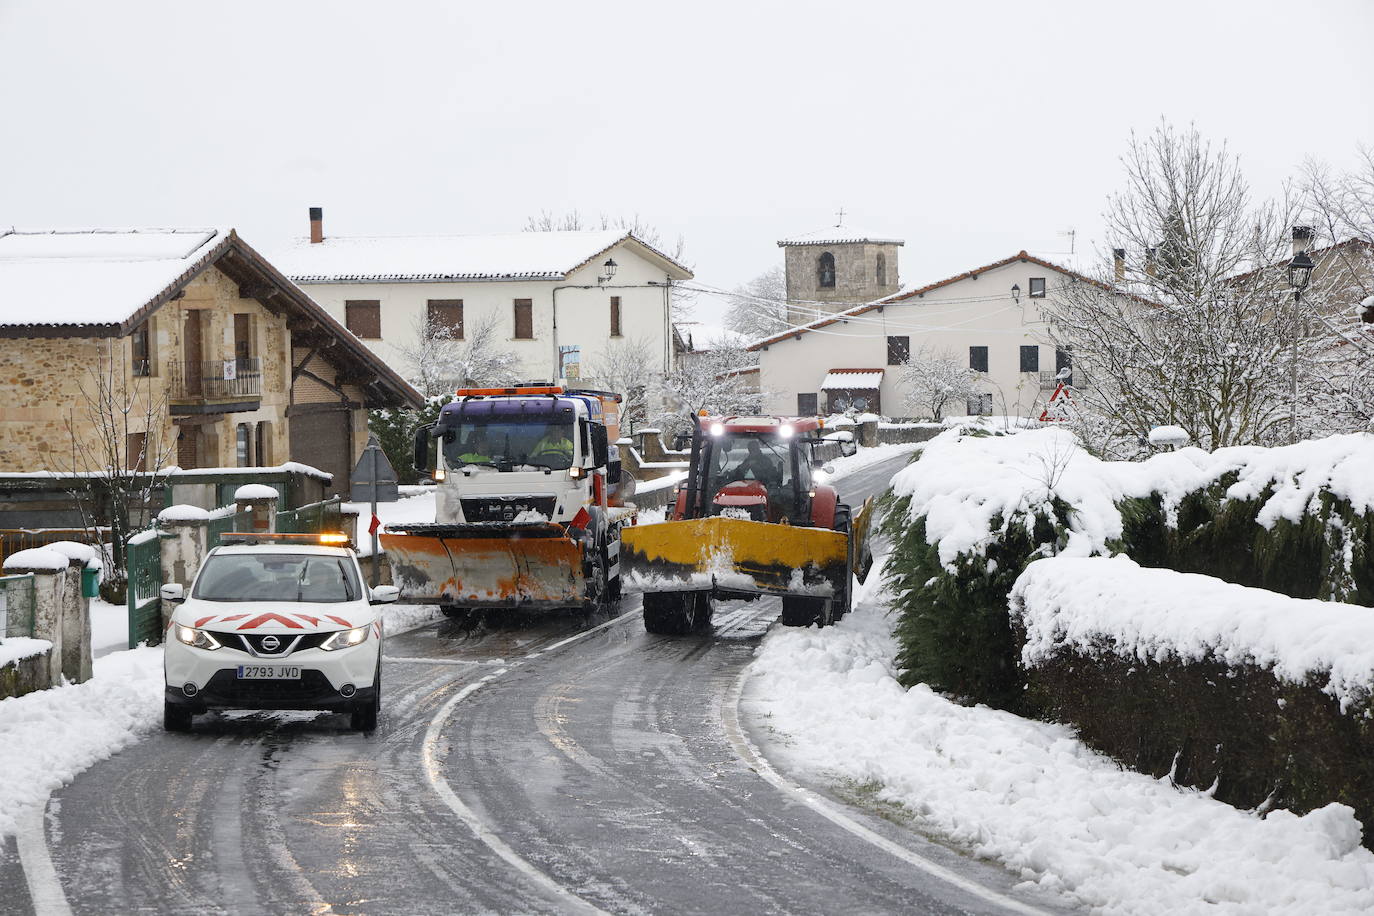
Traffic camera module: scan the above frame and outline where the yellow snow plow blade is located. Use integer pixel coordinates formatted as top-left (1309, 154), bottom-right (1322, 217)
top-left (381, 523), bottom-right (585, 608)
top-left (620, 517), bottom-right (847, 598)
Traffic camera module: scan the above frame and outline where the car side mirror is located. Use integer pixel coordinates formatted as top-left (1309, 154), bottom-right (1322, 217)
top-left (160, 583), bottom-right (185, 603)
top-left (369, 585), bottom-right (400, 604)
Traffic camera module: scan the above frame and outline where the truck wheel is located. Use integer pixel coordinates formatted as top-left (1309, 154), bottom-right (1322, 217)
top-left (833, 504), bottom-right (854, 622)
top-left (164, 701), bottom-right (193, 733)
top-left (780, 595), bottom-right (831, 628)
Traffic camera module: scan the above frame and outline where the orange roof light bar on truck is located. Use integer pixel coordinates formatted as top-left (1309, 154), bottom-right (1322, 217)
top-left (219, 532), bottom-right (354, 548)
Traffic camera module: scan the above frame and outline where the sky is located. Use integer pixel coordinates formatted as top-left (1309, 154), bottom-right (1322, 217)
top-left (1, 0), bottom-right (1371, 328)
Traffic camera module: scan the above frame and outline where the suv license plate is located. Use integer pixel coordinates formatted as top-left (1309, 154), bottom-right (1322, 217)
top-left (237, 665), bottom-right (302, 680)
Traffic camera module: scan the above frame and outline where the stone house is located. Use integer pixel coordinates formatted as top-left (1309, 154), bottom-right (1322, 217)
top-left (272, 209), bottom-right (695, 391)
top-left (750, 252), bottom-right (1097, 420)
top-left (0, 228), bottom-right (421, 493)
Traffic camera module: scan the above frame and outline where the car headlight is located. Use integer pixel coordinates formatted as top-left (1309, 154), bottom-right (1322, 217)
top-left (320, 626), bottom-right (370, 651)
top-left (174, 625), bottom-right (222, 651)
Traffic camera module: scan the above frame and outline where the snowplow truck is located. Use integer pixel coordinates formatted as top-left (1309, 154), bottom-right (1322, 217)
top-left (620, 415), bottom-right (869, 634)
top-left (381, 386), bottom-right (633, 618)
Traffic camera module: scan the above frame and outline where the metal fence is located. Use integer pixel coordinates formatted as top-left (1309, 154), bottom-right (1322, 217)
top-left (0, 528), bottom-right (108, 567)
top-left (167, 357), bottom-right (262, 399)
top-left (276, 497), bottom-right (344, 535)
top-left (0, 573), bottom-right (35, 640)
top-left (125, 529), bottom-right (163, 648)
top-left (207, 508), bottom-right (254, 548)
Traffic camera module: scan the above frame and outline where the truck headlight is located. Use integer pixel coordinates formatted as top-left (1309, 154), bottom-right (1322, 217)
top-left (321, 626), bottom-right (370, 651)
top-left (174, 625), bottom-right (221, 651)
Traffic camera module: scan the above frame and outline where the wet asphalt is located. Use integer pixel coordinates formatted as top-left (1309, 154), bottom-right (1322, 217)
top-left (0, 453), bottom-right (1072, 915)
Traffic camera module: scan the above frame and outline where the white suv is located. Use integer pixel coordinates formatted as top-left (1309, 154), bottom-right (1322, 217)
top-left (162, 537), bottom-right (397, 732)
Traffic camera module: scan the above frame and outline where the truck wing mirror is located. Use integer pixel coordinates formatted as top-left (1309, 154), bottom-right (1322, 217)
top-left (412, 422), bottom-right (436, 472)
top-left (591, 424), bottom-right (609, 467)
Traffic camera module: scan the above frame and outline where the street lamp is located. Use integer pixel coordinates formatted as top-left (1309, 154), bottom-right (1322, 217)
top-left (1287, 249), bottom-right (1314, 444)
top-left (1010, 283), bottom-right (1021, 304)
top-left (599, 258), bottom-right (618, 284)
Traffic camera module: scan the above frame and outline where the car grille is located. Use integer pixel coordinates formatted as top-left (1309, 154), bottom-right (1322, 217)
top-left (206, 631), bottom-right (334, 656)
top-left (200, 669), bottom-right (345, 709)
top-left (460, 495), bottom-right (557, 523)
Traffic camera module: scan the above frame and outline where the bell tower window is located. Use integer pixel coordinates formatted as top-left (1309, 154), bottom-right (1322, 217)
top-left (818, 252), bottom-right (836, 288)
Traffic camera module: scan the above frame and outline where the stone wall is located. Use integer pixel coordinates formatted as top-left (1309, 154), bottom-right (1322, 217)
top-left (783, 241), bottom-right (902, 325)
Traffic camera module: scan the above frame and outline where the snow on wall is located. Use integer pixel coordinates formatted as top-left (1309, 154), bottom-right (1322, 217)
top-left (890, 426), bottom-right (1374, 570)
top-left (1011, 555), bottom-right (1374, 711)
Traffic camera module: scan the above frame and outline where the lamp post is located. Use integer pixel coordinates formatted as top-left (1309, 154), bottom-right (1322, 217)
top-left (598, 258), bottom-right (618, 284)
top-left (1286, 249), bottom-right (1314, 444)
top-left (1010, 283), bottom-right (1021, 304)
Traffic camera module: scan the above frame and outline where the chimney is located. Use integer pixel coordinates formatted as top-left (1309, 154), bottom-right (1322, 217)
top-left (1112, 248), bottom-right (1126, 281)
top-left (1144, 247), bottom-right (1158, 278)
top-left (1292, 225), bottom-right (1314, 256)
top-left (309, 207), bottom-right (324, 244)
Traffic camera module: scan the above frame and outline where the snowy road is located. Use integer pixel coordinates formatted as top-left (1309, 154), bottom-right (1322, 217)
top-left (0, 453), bottom-right (1057, 915)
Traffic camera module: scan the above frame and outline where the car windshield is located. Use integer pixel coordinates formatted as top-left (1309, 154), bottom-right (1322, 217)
top-left (192, 553), bottom-right (361, 603)
top-left (443, 418), bottom-right (577, 471)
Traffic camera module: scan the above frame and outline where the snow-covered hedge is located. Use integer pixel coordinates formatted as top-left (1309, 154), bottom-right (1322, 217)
top-left (1009, 555), bottom-right (1374, 843)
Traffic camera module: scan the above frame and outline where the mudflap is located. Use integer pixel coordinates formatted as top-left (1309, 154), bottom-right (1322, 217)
top-left (620, 517), bottom-right (847, 600)
top-left (381, 522), bottom-right (586, 607)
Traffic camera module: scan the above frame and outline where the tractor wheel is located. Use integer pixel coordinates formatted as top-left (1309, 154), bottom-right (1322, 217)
top-left (832, 504), bottom-right (854, 622)
top-left (780, 595), bottom-right (830, 628)
top-left (643, 591), bottom-right (710, 634)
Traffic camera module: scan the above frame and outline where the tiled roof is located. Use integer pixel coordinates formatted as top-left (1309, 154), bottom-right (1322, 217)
top-left (777, 225), bottom-right (905, 247)
top-left (274, 229), bottom-right (693, 283)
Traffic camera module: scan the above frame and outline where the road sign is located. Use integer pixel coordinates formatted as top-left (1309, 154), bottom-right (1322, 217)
top-left (1038, 382), bottom-right (1076, 423)
top-left (350, 435), bottom-right (399, 503)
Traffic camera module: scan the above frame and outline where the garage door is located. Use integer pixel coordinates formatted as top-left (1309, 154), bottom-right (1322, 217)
top-left (289, 410), bottom-right (350, 496)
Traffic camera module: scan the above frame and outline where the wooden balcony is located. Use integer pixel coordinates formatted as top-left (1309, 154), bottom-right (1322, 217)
top-left (168, 358), bottom-right (262, 414)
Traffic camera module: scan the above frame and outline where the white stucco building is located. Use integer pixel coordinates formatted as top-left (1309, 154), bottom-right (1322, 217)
top-left (750, 251), bottom-right (1092, 419)
top-left (274, 210), bottom-right (693, 389)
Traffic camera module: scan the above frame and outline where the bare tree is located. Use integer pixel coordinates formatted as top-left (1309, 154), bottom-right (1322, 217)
top-left (54, 339), bottom-right (176, 598)
top-left (1046, 122), bottom-right (1304, 454)
top-left (653, 345), bottom-right (768, 437)
top-left (393, 310), bottom-right (521, 396)
top-left (584, 336), bottom-right (661, 432)
top-left (724, 265), bottom-right (790, 340)
top-left (899, 347), bottom-right (982, 421)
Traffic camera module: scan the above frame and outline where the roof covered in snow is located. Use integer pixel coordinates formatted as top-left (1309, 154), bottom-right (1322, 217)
top-left (274, 230), bottom-right (693, 283)
top-left (0, 228), bottom-right (231, 328)
top-left (821, 369), bottom-right (884, 389)
top-left (777, 225), bottom-right (905, 247)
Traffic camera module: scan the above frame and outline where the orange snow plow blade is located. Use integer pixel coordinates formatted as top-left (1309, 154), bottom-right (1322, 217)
top-left (381, 523), bottom-right (585, 608)
top-left (620, 517), bottom-right (846, 598)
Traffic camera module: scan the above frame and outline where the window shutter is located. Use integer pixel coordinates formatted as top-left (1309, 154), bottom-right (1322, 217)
top-left (797, 393), bottom-right (818, 415)
top-left (610, 296), bottom-right (622, 337)
top-left (1019, 345), bottom-right (1039, 373)
top-left (427, 299), bottom-right (464, 338)
top-left (514, 299), bottom-right (533, 339)
top-left (969, 346), bottom-right (989, 373)
top-left (345, 301), bottom-right (382, 339)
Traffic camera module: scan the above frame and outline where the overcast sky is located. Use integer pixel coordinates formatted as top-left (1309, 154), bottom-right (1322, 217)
top-left (2, 0), bottom-right (1370, 326)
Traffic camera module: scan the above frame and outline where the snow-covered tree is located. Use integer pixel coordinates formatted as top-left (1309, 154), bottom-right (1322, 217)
top-left (583, 336), bottom-right (661, 432)
top-left (899, 347), bottom-right (982, 421)
top-left (724, 265), bottom-right (790, 340)
top-left (653, 345), bottom-right (765, 437)
top-left (1046, 122), bottom-right (1306, 454)
top-left (392, 310), bottom-right (520, 397)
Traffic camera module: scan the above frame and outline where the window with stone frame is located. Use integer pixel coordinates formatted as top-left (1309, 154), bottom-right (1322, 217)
top-left (131, 321), bottom-right (154, 377)
top-left (126, 432), bottom-right (147, 471)
top-left (236, 423), bottom-right (252, 467)
top-left (255, 422), bottom-right (271, 466)
top-left (233, 313), bottom-right (254, 360)
top-left (345, 301), bottom-right (382, 339)
top-left (817, 252), bottom-right (836, 288)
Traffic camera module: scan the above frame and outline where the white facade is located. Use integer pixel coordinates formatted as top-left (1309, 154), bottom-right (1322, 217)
top-left (274, 230), bottom-right (692, 388)
top-left (753, 253), bottom-right (1081, 420)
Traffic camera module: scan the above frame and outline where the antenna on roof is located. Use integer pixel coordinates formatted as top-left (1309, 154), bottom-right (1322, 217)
top-left (835, 206), bottom-right (845, 227)
top-left (1057, 228), bottom-right (1077, 255)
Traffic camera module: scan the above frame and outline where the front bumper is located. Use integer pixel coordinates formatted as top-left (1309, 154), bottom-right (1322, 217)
top-left (164, 637), bottom-right (381, 713)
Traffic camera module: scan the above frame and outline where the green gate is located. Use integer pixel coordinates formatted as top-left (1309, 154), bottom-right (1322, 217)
top-left (0, 573), bottom-right (36, 640)
top-left (276, 497), bottom-right (344, 535)
top-left (125, 528), bottom-right (164, 648)
top-left (207, 508), bottom-right (254, 548)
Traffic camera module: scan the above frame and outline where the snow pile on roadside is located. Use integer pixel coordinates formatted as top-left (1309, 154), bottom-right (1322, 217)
top-left (344, 490), bottom-right (437, 555)
top-left (891, 427), bottom-right (1374, 568)
top-left (382, 602), bottom-right (444, 636)
top-left (816, 440), bottom-right (923, 482)
top-left (1012, 555), bottom-right (1374, 710)
top-left (0, 646), bottom-right (163, 836)
top-left (745, 573), bottom-right (1374, 915)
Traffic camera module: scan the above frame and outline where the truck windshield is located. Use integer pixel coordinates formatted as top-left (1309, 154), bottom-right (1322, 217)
top-left (192, 553), bottom-right (361, 603)
top-left (443, 418), bottom-right (577, 471)
top-left (704, 433), bottom-right (794, 493)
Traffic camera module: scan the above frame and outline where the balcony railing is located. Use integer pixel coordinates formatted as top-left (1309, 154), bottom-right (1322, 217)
top-left (169, 358), bottom-right (262, 400)
top-left (1039, 370), bottom-right (1073, 390)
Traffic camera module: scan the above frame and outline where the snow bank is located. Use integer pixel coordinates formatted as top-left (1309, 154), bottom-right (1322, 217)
top-left (2, 547), bottom-right (68, 572)
top-left (233, 483), bottom-right (280, 501)
top-left (1012, 556), bottom-right (1374, 711)
top-left (745, 569), bottom-right (1374, 915)
top-left (0, 646), bottom-right (163, 837)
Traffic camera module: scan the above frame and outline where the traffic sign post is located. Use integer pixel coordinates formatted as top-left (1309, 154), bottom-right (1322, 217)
top-left (350, 435), bottom-right (399, 587)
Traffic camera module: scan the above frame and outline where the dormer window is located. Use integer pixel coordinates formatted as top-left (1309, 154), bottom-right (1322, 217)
top-left (818, 252), bottom-right (836, 288)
